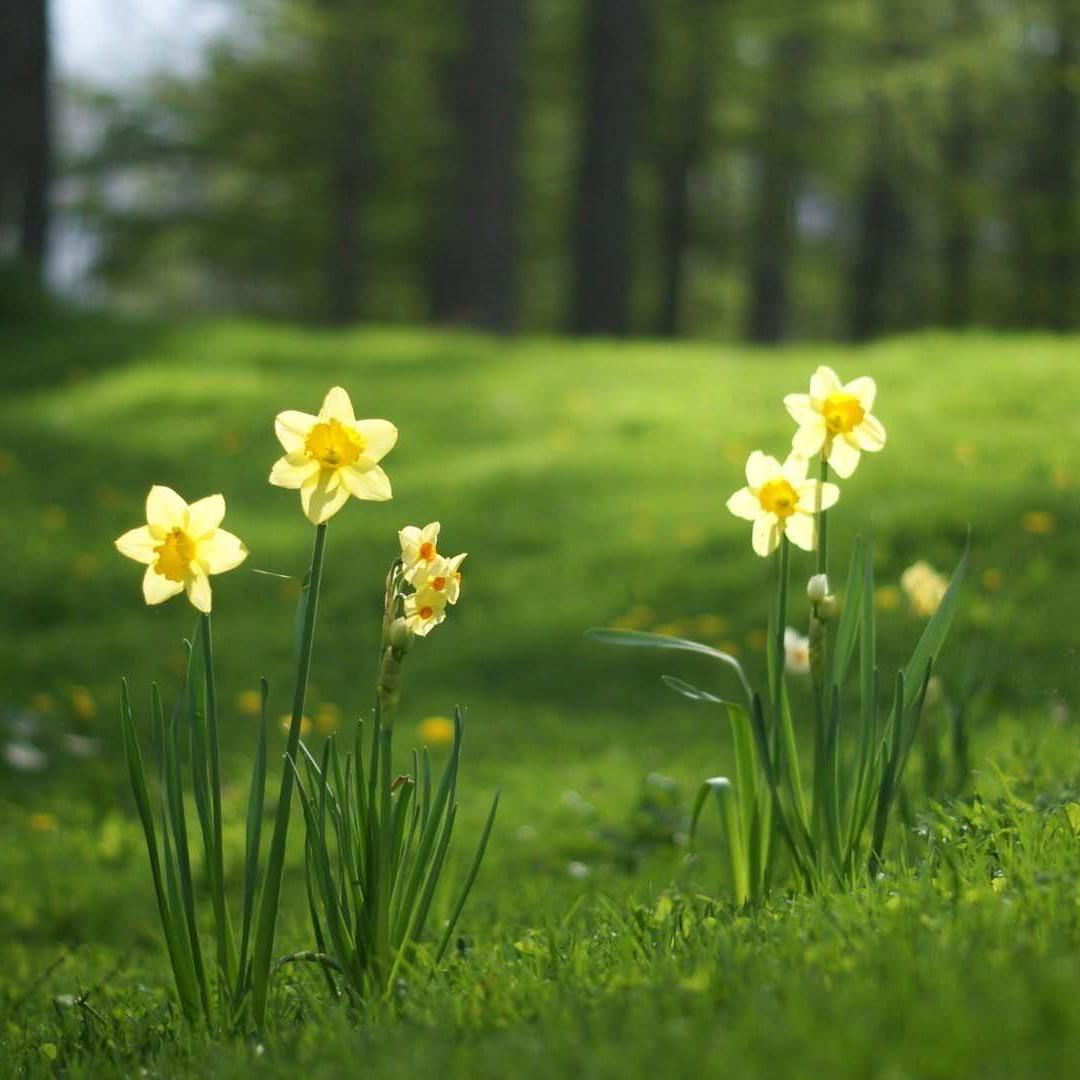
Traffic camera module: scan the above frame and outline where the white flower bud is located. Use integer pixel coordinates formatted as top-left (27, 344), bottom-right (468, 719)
top-left (807, 574), bottom-right (830, 604)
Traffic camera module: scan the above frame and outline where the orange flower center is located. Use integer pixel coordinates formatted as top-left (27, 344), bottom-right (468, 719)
top-left (154, 527), bottom-right (196, 582)
top-left (419, 605), bottom-right (434, 619)
top-left (758, 478), bottom-right (799, 519)
top-left (822, 392), bottom-right (865, 435)
top-left (305, 418), bottom-right (364, 469)
top-left (419, 542), bottom-right (437, 561)
top-left (431, 576), bottom-right (447, 592)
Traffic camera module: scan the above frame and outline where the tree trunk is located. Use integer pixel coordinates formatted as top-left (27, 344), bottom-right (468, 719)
top-left (569, 0), bottom-right (647, 336)
top-left (941, 77), bottom-right (976, 327)
top-left (429, 0), bottom-right (527, 332)
top-left (743, 32), bottom-right (813, 344)
top-left (0, 0), bottom-right (51, 278)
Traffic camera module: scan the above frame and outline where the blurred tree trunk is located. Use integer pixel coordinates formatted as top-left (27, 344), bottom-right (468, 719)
top-left (652, 0), bottom-right (714, 338)
top-left (1015, 0), bottom-right (1079, 330)
top-left (429, 0), bottom-right (527, 332)
top-left (0, 0), bottom-right (51, 278)
top-left (569, 0), bottom-right (647, 336)
top-left (743, 31), bottom-right (813, 344)
top-left (322, 0), bottom-right (375, 325)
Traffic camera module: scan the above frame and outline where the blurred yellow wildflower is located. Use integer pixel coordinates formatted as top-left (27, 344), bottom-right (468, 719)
top-left (874, 585), bottom-right (902, 611)
top-left (784, 366), bottom-right (886, 478)
top-left (901, 561), bottom-right (949, 617)
top-left (1050, 466), bottom-right (1071, 491)
top-left (279, 714), bottom-right (312, 737)
top-left (611, 605), bottom-right (655, 631)
top-left (314, 703), bottom-right (343, 736)
top-left (115, 486), bottom-right (248, 613)
top-left (70, 686), bottom-right (98, 723)
top-left (270, 386), bottom-right (397, 524)
top-left (29, 813), bottom-right (58, 833)
top-left (418, 715), bottom-right (455, 748)
top-left (1021, 511), bottom-right (1055, 536)
top-left (691, 613), bottom-right (729, 638)
top-left (30, 692), bottom-right (55, 715)
top-left (981, 568), bottom-right (1003, 592)
top-left (745, 628), bottom-right (768, 652)
top-left (236, 689), bottom-right (263, 717)
top-left (727, 451), bottom-right (839, 557)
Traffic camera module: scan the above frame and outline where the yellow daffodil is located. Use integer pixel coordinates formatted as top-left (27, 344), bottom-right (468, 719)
top-left (784, 366), bottom-right (886, 478)
top-left (403, 585), bottom-right (449, 637)
top-left (114, 486), bottom-right (248, 613)
top-left (399, 522), bottom-right (441, 577)
top-left (727, 452), bottom-right (839, 557)
top-left (270, 386), bottom-right (397, 524)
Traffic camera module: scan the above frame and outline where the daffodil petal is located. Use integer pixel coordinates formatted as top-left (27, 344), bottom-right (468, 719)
top-left (340, 463), bottom-right (392, 502)
top-left (781, 454), bottom-right (809, 486)
top-left (855, 413), bottom-right (886, 451)
top-left (275, 410), bottom-right (318, 453)
top-left (726, 487), bottom-right (760, 521)
top-left (301, 469), bottom-right (350, 524)
top-left (355, 419), bottom-right (398, 462)
top-left (115, 526), bottom-right (157, 564)
top-left (185, 570), bottom-right (213, 613)
top-left (146, 485), bottom-right (188, 531)
top-left (319, 387), bottom-right (356, 424)
top-left (785, 512), bottom-right (816, 552)
top-left (270, 453), bottom-right (319, 490)
top-left (792, 421), bottom-right (826, 457)
top-left (844, 375), bottom-right (877, 411)
top-left (784, 393), bottom-right (819, 426)
top-left (187, 494), bottom-right (226, 539)
top-left (143, 565), bottom-right (184, 606)
top-left (826, 435), bottom-right (860, 478)
top-left (200, 529), bottom-right (248, 574)
top-left (798, 480), bottom-right (840, 512)
top-left (810, 365), bottom-right (842, 400)
top-left (752, 515), bottom-right (780, 558)
top-left (746, 451), bottom-right (781, 489)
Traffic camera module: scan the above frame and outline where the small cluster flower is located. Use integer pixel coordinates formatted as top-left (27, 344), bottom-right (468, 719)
top-left (900, 561), bottom-right (949, 617)
top-left (398, 522), bottom-right (467, 637)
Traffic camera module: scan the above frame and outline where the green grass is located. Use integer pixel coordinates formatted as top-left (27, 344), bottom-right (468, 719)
top-left (1, 316), bottom-right (1078, 1076)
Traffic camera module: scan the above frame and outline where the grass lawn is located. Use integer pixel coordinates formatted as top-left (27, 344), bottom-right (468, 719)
top-left (1, 316), bottom-right (1078, 1076)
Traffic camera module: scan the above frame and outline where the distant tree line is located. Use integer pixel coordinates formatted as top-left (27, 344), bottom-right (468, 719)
top-left (4, 0), bottom-right (1080, 341)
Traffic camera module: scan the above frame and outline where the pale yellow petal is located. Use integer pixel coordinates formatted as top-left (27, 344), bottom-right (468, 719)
top-left (826, 435), bottom-right (861, 478)
top-left (340, 463), bottom-right (392, 502)
top-left (746, 451), bottom-right (781, 489)
top-left (784, 393), bottom-right (819, 426)
top-left (354, 419), bottom-right (398, 462)
top-left (300, 469), bottom-right (350, 524)
top-left (809, 365), bottom-right (842, 400)
top-left (854, 413), bottom-right (886, 452)
top-left (270, 453), bottom-right (319, 490)
top-left (844, 375), bottom-right (877, 411)
top-left (187, 494), bottom-right (225, 539)
top-left (199, 529), bottom-right (248, 575)
top-left (726, 487), bottom-right (760, 521)
top-left (792, 420), bottom-right (827, 457)
top-left (752, 515), bottom-right (780, 558)
top-left (784, 512), bottom-right (816, 552)
top-left (798, 480), bottom-right (840, 512)
top-left (146, 485), bottom-right (188, 532)
top-left (319, 386), bottom-right (356, 424)
top-left (185, 570), bottom-right (213, 613)
top-left (115, 526), bottom-right (157, 565)
top-left (781, 454), bottom-right (809, 486)
top-left (143, 565), bottom-right (184, 606)
top-left (275, 410), bottom-right (318, 453)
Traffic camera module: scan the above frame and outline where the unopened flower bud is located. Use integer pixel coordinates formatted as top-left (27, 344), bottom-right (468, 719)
top-left (807, 574), bottom-right (830, 604)
top-left (818, 594), bottom-right (838, 620)
top-left (388, 617), bottom-right (414, 653)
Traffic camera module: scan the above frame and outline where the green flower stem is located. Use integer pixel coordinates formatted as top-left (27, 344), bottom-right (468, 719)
top-left (816, 454), bottom-right (830, 579)
top-left (772, 535), bottom-right (791, 715)
top-left (250, 522), bottom-right (328, 1027)
top-left (199, 612), bottom-right (235, 1007)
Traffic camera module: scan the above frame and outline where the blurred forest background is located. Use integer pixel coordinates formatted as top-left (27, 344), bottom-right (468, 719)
top-left (2, 0), bottom-right (1079, 341)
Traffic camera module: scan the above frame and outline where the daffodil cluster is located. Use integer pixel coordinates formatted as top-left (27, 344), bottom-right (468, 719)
top-left (398, 522), bottom-right (467, 637)
top-left (727, 365), bottom-right (886, 558)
